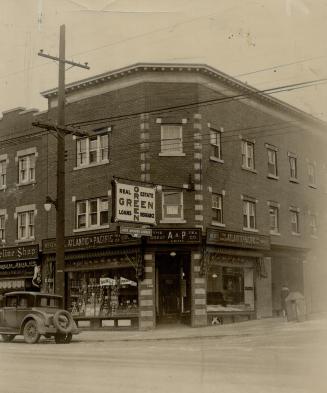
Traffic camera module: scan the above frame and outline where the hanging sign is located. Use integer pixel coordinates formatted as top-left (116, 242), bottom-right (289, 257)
top-left (112, 180), bottom-right (156, 225)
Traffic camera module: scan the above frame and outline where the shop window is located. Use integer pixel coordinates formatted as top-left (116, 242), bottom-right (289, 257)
top-left (18, 154), bottom-right (35, 184)
top-left (288, 153), bottom-right (298, 181)
top-left (17, 210), bottom-right (35, 241)
top-left (67, 269), bottom-right (138, 318)
top-left (210, 129), bottom-right (222, 160)
top-left (269, 204), bottom-right (279, 234)
top-left (0, 159), bottom-right (7, 188)
top-left (161, 191), bottom-right (184, 222)
top-left (76, 197), bottom-right (109, 230)
top-left (241, 140), bottom-right (255, 171)
top-left (267, 146), bottom-right (278, 178)
top-left (0, 214), bottom-right (5, 241)
top-left (310, 214), bottom-right (317, 236)
top-left (243, 199), bottom-right (256, 230)
top-left (212, 193), bottom-right (223, 224)
top-left (160, 125), bottom-right (184, 156)
top-left (206, 264), bottom-right (254, 311)
top-left (290, 208), bottom-right (300, 234)
top-left (76, 133), bottom-right (109, 167)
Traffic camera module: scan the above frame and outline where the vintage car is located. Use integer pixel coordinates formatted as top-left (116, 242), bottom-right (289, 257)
top-left (0, 291), bottom-right (79, 344)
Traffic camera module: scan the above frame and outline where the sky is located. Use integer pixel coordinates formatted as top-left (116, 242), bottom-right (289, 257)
top-left (1, 0), bottom-right (327, 120)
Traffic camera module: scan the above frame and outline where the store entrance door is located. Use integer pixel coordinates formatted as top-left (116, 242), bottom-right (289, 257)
top-left (156, 253), bottom-right (191, 324)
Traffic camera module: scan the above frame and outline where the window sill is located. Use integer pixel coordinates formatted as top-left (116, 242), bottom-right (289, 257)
top-left (159, 219), bottom-right (186, 224)
top-left (0, 186), bottom-right (6, 191)
top-left (211, 221), bottom-right (225, 228)
top-left (308, 184), bottom-right (317, 189)
top-left (158, 152), bottom-right (186, 157)
top-left (73, 225), bottom-right (110, 233)
top-left (291, 232), bottom-right (301, 236)
top-left (267, 174), bottom-right (279, 180)
top-left (310, 235), bottom-right (318, 239)
top-left (289, 178), bottom-right (299, 184)
top-left (243, 227), bottom-right (258, 233)
top-left (241, 166), bottom-right (257, 174)
top-left (209, 157), bottom-right (224, 164)
top-left (74, 160), bottom-right (110, 171)
top-left (17, 181), bottom-right (36, 188)
top-left (270, 231), bottom-right (280, 236)
top-left (15, 238), bottom-right (35, 243)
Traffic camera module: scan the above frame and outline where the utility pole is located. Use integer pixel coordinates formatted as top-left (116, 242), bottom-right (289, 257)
top-left (33, 25), bottom-right (89, 305)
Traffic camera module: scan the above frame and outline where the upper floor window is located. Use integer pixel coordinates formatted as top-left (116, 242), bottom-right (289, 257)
top-left (18, 154), bottom-right (35, 184)
top-left (288, 153), bottom-right (298, 181)
top-left (309, 214), bottom-right (317, 236)
top-left (76, 134), bottom-right (109, 167)
top-left (160, 125), bottom-right (183, 156)
top-left (0, 159), bottom-right (7, 188)
top-left (241, 140), bottom-right (255, 171)
top-left (17, 210), bottom-right (35, 241)
top-left (266, 146), bottom-right (278, 178)
top-left (243, 199), bottom-right (256, 230)
top-left (210, 129), bottom-right (222, 160)
top-left (76, 197), bottom-right (109, 230)
top-left (268, 204), bottom-right (279, 234)
top-left (161, 191), bottom-right (184, 222)
top-left (212, 193), bottom-right (223, 224)
top-left (290, 208), bottom-right (300, 234)
top-left (0, 214), bottom-right (5, 241)
top-left (308, 162), bottom-right (317, 187)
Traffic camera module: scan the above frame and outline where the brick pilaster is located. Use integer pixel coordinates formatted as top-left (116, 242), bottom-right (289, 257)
top-left (193, 114), bottom-right (203, 230)
top-left (191, 251), bottom-right (207, 327)
top-left (140, 113), bottom-right (151, 183)
top-left (138, 252), bottom-right (156, 330)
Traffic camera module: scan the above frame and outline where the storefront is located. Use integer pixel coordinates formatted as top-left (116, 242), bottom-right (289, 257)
top-left (0, 245), bottom-right (40, 296)
top-left (204, 229), bottom-right (271, 324)
top-left (42, 231), bottom-right (141, 329)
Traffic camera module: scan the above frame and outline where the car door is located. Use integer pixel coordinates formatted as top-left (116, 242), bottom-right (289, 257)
top-left (3, 295), bottom-right (18, 329)
top-left (16, 294), bottom-right (31, 327)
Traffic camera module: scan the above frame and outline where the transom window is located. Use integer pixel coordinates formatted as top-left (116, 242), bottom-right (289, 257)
top-left (289, 155), bottom-right (298, 180)
top-left (18, 154), bottom-right (35, 184)
top-left (0, 215), bottom-right (5, 240)
top-left (241, 140), bottom-right (255, 170)
top-left (269, 205), bottom-right (279, 234)
top-left (0, 160), bottom-right (7, 187)
top-left (77, 134), bottom-right (109, 167)
top-left (160, 125), bottom-right (183, 155)
top-left (210, 129), bottom-right (222, 160)
top-left (243, 200), bottom-right (256, 230)
top-left (290, 209), bottom-right (300, 234)
top-left (267, 148), bottom-right (278, 177)
top-left (212, 193), bottom-right (223, 224)
top-left (17, 210), bottom-right (35, 240)
top-left (76, 197), bottom-right (109, 229)
top-left (162, 191), bottom-right (183, 221)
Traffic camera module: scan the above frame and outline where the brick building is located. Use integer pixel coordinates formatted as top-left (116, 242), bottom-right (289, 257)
top-left (1, 63), bottom-right (326, 329)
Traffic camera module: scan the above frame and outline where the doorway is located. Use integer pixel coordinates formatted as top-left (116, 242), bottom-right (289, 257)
top-left (156, 253), bottom-right (191, 324)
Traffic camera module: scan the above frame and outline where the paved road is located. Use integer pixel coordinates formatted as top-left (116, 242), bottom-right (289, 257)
top-left (1, 319), bottom-right (326, 393)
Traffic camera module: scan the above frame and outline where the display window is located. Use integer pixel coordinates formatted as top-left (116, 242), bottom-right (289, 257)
top-left (207, 264), bottom-right (255, 312)
top-left (67, 268), bottom-right (138, 318)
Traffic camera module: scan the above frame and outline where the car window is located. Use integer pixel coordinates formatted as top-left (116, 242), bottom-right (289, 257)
top-left (6, 296), bottom-right (17, 307)
top-left (18, 296), bottom-right (29, 308)
top-left (36, 296), bottom-right (61, 308)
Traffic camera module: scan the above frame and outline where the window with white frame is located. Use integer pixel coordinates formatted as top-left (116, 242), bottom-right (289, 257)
top-left (210, 129), bottom-right (222, 160)
top-left (76, 133), bottom-right (109, 167)
top-left (290, 208), bottom-right (300, 234)
top-left (162, 191), bottom-right (184, 221)
top-left (267, 147), bottom-right (278, 177)
top-left (309, 214), bottom-right (317, 236)
top-left (0, 160), bottom-right (7, 187)
top-left (243, 199), bottom-right (256, 230)
top-left (241, 140), bottom-right (255, 170)
top-left (160, 125), bottom-right (183, 155)
top-left (0, 214), bottom-right (5, 240)
top-left (76, 197), bottom-right (109, 229)
top-left (269, 204), bottom-right (279, 234)
top-left (18, 154), bottom-right (35, 184)
top-left (308, 162), bottom-right (317, 187)
top-left (17, 210), bottom-right (35, 240)
top-left (212, 193), bottom-right (223, 224)
top-left (289, 154), bottom-right (298, 180)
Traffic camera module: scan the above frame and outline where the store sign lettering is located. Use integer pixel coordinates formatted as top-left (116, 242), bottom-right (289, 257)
top-left (206, 229), bottom-right (270, 250)
top-left (148, 229), bottom-right (201, 244)
top-left (0, 260), bottom-right (36, 271)
top-left (0, 245), bottom-right (39, 262)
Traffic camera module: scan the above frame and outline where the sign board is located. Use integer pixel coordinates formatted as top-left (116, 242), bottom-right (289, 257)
top-left (0, 245), bottom-right (39, 262)
top-left (120, 226), bottom-right (153, 238)
top-left (112, 180), bottom-right (156, 225)
top-left (100, 277), bottom-right (116, 286)
top-left (147, 229), bottom-right (201, 244)
top-left (206, 229), bottom-right (270, 250)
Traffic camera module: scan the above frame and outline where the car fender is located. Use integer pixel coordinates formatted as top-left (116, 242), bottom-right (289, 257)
top-left (20, 314), bottom-right (47, 335)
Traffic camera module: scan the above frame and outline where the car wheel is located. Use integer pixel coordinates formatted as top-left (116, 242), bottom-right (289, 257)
top-left (55, 333), bottom-right (72, 344)
top-left (53, 310), bottom-right (74, 334)
top-left (23, 320), bottom-right (40, 344)
top-left (1, 334), bottom-right (15, 343)
top-left (64, 333), bottom-right (72, 344)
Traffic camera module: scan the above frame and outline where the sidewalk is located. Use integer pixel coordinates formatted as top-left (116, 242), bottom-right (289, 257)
top-left (78, 313), bottom-right (327, 342)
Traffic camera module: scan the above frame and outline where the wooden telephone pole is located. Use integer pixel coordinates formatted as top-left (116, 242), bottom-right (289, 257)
top-left (33, 25), bottom-right (89, 304)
